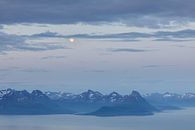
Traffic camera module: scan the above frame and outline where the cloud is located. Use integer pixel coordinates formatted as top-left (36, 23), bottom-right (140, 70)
top-left (0, 81), bottom-right (31, 87)
top-left (41, 56), bottom-right (66, 60)
top-left (154, 30), bottom-right (195, 38)
top-left (31, 31), bottom-right (60, 38)
top-left (0, 66), bottom-right (48, 73)
top-left (0, 0), bottom-right (195, 27)
top-left (29, 29), bottom-right (195, 41)
top-left (109, 48), bottom-right (149, 52)
top-left (143, 65), bottom-right (176, 68)
top-left (152, 29), bottom-right (195, 41)
top-left (0, 32), bottom-right (68, 53)
top-left (0, 69), bottom-right (11, 72)
top-left (18, 69), bottom-right (49, 73)
top-left (0, 32), bottom-right (26, 52)
top-left (153, 38), bottom-right (192, 42)
top-left (84, 70), bottom-right (106, 73)
top-left (0, 67), bottom-right (21, 71)
top-left (1, 28), bottom-right (194, 53)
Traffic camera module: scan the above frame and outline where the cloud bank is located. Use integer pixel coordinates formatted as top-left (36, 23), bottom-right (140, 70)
top-left (0, 0), bottom-right (195, 27)
top-left (0, 32), bottom-right (67, 53)
top-left (30, 29), bottom-right (195, 41)
top-left (1, 28), bottom-right (195, 53)
top-left (109, 48), bottom-right (149, 52)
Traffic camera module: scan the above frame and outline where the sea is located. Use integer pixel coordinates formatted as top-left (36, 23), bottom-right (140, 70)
top-left (0, 108), bottom-right (194, 130)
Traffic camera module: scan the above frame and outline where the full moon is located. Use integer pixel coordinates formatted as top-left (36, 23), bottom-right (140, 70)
top-left (68, 38), bottom-right (75, 43)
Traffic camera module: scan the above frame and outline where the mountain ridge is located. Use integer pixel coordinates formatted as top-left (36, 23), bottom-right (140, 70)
top-left (0, 88), bottom-right (157, 116)
top-left (1, 88), bottom-right (195, 116)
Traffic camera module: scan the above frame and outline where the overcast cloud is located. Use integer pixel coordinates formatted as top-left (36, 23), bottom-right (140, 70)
top-left (0, 0), bottom-right (195, 27)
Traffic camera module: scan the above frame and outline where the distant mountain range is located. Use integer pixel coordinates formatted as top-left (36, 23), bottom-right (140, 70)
top-left (87, 91), bottom-right (158, 116)
top-left (0, 89), bottom-right (195, 116)
top-left (0, 89), bottom-right (74, 115)
top-left (144, 92), bottom-right (195, 109)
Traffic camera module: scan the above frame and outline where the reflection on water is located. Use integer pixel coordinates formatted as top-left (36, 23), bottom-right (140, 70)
top-left (0, 108), bottom-right (195, 130)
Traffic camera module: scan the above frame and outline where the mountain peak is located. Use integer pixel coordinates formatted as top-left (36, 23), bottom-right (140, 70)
top-left (131, 90), bottom-right (142, 97)
top-left (0, 89), bottom-right (15, 100)
top-left (182, 93), bottom-right (195, 99)
top-left (31, 90), bottom-right (49, 100)
top-left (87, 89), bottom-right (94, 93)
top-left (79, 90), bottom-right (103, 102)
top-left (0, 88), bottom-right (14, 94)
top-left (32, 90), bottom-right (44, 95)
top-left (109, 92), bottom-right (120, 96)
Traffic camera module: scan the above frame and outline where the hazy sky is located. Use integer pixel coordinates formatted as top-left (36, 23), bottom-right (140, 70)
top-left (0, 0), bottom-right (195, 94)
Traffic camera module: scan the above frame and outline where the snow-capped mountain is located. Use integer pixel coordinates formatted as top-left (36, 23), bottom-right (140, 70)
top-left (105, 92), bottom-right (123, 103)
top-left (88, 91), bottom-right (158, 116)
top-left (182, 93), bottom-right (195, 99)
top-left (45, 89), bottom-right (158, 115)
top-left (45, 90), bottom-right (124, 104)
top-left (162, 92), bottom-right (181, 98)
top-left (45, 90), bottom-right (104, 102)
top-left (45, 90), bottom-right (141, 104)
top-left (45, 90), bottom-right (195, 106)
top-left (144, 92), bottom-right (195, 108)
top-left (144, 92), bottom-right (195, 100)
top-left (0, 89), bottom-right (157, 115)
top-left (78, 90), bottom-right (104, 102)
top-left (45, 91), bottom-right (77, 100)
top-left (0, 88), bottom-right (15, 100)
top-left (1, 88), bottom-right (195, 115)
top-left (0, 89), bottom-right (74, 115)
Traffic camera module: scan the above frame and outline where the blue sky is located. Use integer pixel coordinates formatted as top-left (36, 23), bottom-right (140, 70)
top-left (0, 0), bottom-right (195, 94)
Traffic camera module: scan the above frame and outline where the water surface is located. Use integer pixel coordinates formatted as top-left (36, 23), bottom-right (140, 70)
top-left (0, 108), bottom-right (195, 130)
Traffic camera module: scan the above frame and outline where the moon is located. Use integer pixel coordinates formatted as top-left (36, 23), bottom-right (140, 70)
top-left (68, 38), bottom-right (75, 43)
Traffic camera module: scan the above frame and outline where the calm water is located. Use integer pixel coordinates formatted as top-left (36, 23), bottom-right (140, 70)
top-left (0, 108), bottom-right (195, 130)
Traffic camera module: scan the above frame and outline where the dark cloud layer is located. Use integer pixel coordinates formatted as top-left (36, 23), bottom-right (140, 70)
top-left (0, 0), bottom-right (195, 27)
top-left (109, 48), bottom-right (148, 52)
top-left (0, 66), bottom-right (48, 73)
top-left (0, 32), bottom-right (25, 52)
top-left (1, 29), bottom-right (195, 53)
top-left (0, 32), bottom-right (67, 53)
top-left (31, 29), bottom-right (195, 40)
top-left (143, 65), bottom-right (176, 68)
top-left (41, 56), bottom-right (66, 60)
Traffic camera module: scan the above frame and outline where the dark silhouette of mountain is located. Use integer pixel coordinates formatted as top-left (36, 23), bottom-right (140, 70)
top-left (0, 89), bottom-right (74, 115)
top-left (2, 89), bottom-right (194, 116)
top-left (0, 89), bottom-right (157, 116)
top-left (46, 90), bottom-right (124, 113)
top-left (47, 90), bottom-right (156, 114)
top-left (87, 91), bottom-right (158, 116)
top-left (54, 90), bottom-right (106, 113)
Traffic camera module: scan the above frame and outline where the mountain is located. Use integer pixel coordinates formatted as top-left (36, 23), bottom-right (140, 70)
top-left (104, 92), bottom-right (123, 104)
top-left (0, 89), bottom-right (158, 116)
top-left (45, 90), bottom-right (127, 113)
top-left (45, 90), bottom-right (158, 116)
top-left (0, 89), bottom-right (74, 115)
top-left (87, 91), bottom-right (158, 116)
top-left (53, 90), bottom-right (106, 113)
top-left (0, 89), bottom-right (13, 100)
top-left (3, 88), bottom-right (194, 116)
top-left (144, 92), bottom-right (195, 109)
